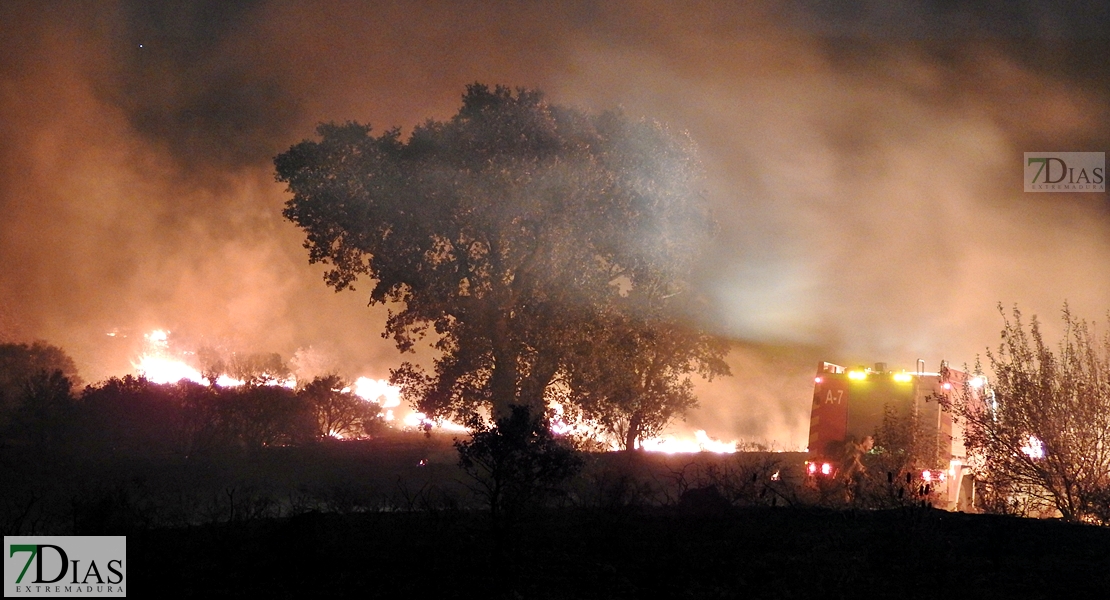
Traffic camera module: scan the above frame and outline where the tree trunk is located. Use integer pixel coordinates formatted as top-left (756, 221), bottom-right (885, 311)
top-left (624, 412), bottom-right (643, 451)
top-left (489, 312), bottom-right (520, 421)
top-left (519, 353), bottom-right (559, 417)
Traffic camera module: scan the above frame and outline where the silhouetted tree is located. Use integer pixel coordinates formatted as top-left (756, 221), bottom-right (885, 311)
top-left (198, 349), bottom-right (292, 385)
top-left (226, 352), bottom-right (292, 385)
top-left (177, 378), bottom-right (225, 456)
top-left (849, 404), bottom-right (945, 508)
top-left (6, 370), bottom-right (76, 448)
top-left (562, 304), bottom-right (730, 450)
top-left (79, 376), bottom-right (313, 456)
top-left (455, 405), bottom-right (582, 519)
top-left (299, 374), bottom-right (382, 438)
top-left (869, 403), bottom-right (944, 473)
top-left (946, 305), bottom-right (1110, 523)
top-left (0, 341), bottom-right (80, 435)
top-left (277, 84), bottom-right (720, 422)
top-left (218, 384), bottom-right (314, 449)
top-left (80, 375), bottom-right (192, 457)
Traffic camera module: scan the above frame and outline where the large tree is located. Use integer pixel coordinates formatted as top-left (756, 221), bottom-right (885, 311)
top-left (276, 84), bottom-right (722, 423)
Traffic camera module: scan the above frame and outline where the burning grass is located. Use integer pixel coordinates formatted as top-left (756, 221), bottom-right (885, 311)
top-left (127, 329), bottom-right (749, 450)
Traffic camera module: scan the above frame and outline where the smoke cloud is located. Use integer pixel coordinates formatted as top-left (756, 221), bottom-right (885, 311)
top-left (2, 1), bottom-right (1107, 446)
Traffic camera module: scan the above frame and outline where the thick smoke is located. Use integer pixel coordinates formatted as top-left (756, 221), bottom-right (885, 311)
top-left (1, 1), bottom-right (1107, 446)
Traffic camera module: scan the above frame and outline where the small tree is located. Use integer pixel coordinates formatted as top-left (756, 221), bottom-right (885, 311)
top-left (226, 352), bottom-right (292, 385)
top-left (455, 405), bottom-right (582, 520)
top-left (872, 403), bottom-right (945, 473)
top-left (562, 306), bottom-right (729, 450)
top-left (947, 305), bottom-right (1110, 523)
top-left (0, 341), bottom-right (81, 435)
top-left (218, 384), bottom-right (315, 449)
top-left (6, 370), bottom-right (76, 448)
top-left (850, 405), bottom-right (945, 509)
top-left (199, 349), bottom-right (292, 386)
top-left (299, 374), bottom-right (382, 439)
top-left (80, 375), bottom-right (193, 457)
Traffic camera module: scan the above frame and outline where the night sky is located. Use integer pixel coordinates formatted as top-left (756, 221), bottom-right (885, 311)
top-left (1, 1), bottom-right (1107, 447)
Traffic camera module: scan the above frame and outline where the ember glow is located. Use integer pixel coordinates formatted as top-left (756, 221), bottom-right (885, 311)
top-left (128, 330), bottom-right (471, 433)
top-left (1022, 435), bottom-right (1046, 460)
top-left (133, 330), bottom-right (204, 385)
top-left (352, 377), bottom-right (401, 408)
top-left (349, 377), bottom-right (473, 431)
top-left (403, 412), bottom-right (471, 432)
top-left (135, 354), bottom-right (205, 385)
top-left (131, 329), bottom-right (289, 388)
top-left (547, 400), bottom-right (577, 436)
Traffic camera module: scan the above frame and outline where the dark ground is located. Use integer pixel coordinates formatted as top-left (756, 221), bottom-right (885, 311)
top-left (129, 504), bottom-right (1110, 599)
top-left (7, 433), bottom-right (1110, 598)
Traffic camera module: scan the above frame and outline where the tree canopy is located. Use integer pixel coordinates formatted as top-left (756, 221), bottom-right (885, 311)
top-left (0, 341), bottom-right (80, 397)
top-left (562, 299), bottom-right (729, 450)
top-left (300, 374), bottom-right (382, 439)
top-left (276, 84), bottom-right (727, 430)
top-left (0, 341), bottom-right (81, 438)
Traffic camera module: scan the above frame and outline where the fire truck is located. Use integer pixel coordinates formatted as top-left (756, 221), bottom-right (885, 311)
top-left (806, 360), bottom-right (979, 511)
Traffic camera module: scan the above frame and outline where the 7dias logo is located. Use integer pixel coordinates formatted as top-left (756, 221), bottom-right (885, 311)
top-left (4, 536), bottom-right (125, 597)
top-left (1024, 152), bottom-right (1105, 192)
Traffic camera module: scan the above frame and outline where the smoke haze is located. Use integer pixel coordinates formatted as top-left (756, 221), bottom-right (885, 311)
top-left (2, 1), bottom-right (1108, 447)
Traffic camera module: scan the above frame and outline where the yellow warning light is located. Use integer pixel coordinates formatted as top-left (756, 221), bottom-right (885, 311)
top-left (892, 372), bottom-right (913, 383)
top-left (848, 370), bottom-right (867, 380)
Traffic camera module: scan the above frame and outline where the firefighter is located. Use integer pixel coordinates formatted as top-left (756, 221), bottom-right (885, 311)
top-left (840, 435), bottom-right (874, 500)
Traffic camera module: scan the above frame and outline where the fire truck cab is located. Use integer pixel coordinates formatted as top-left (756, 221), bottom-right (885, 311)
top-left (806, 361), bottom-right (978, 511)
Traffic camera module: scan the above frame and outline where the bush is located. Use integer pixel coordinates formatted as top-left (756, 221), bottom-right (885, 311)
top-left (455, 405), bottom-right (582, 520)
